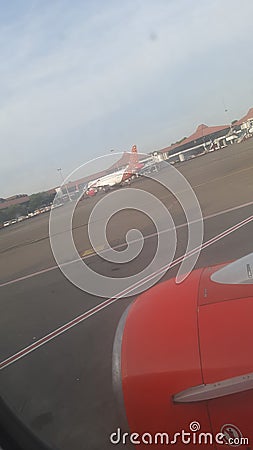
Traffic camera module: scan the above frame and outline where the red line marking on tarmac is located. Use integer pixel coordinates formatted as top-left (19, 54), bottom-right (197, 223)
top-left (0, 214), bottom-right (252, 371)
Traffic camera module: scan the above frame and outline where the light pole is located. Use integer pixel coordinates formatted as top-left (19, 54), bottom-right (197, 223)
top-left (57, 168), bottom-right (72, 202)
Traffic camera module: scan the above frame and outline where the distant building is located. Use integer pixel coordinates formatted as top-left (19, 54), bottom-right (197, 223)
top-left (0, 194), bottom-right (30, 211)
top-left (157, 107), bottom-right (253, 162)
top-left (234, 107), bottom-right (253, 129)
top-left (159, 123), bottom-right (230, 162)
top-left (5, 194), bottom-right (28, 201)
top-left (53, 150), bottom-right (150, 198)
top-left (232, 108), bottom-right (253, 142)
top-left (108, 151), bottom-right (149, 172)
top-left (2, 108), bottom-right (253, 208)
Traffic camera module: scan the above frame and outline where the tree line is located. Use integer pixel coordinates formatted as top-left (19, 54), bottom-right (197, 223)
top-left (0, 191), bottom-right (55, 224)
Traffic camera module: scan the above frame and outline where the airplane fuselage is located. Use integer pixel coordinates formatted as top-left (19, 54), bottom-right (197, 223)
top-left (87, 168), bottom-right (129, 190)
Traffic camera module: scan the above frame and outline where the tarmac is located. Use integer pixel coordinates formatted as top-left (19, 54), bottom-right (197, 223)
top-left (0, 139), bottom-right (253, 449)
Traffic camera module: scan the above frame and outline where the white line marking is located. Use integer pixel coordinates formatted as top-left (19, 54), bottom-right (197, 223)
top-left (1, 200), bottom-right (253, 289)
top-left (0, 214), bottom-right (252, 371)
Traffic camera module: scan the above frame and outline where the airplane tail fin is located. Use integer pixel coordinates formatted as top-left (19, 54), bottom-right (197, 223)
top-left (121, 145), bottom-right (144, 182)
top-left (128, 145), bottom-right (140, 170)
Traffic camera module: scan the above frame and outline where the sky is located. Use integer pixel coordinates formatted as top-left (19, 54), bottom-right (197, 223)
top-left (0, 0), bottom-right (253, 197)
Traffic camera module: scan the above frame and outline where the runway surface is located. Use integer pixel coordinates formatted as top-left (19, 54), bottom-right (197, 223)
top-left (0, 139), bottom-right (253, 449)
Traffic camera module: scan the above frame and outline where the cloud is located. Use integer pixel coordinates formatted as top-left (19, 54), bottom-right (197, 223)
top-left (0, 0), bottom-right (253, 195)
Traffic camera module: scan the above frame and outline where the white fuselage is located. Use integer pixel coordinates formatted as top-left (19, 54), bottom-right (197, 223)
top-left (87, 169), bottom-right (127, 189)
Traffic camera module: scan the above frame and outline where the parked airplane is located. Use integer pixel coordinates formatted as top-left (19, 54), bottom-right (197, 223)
top-left (85, 145), bottom-right (144, 196)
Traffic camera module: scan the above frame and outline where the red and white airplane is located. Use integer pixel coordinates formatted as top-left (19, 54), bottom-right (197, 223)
top-left (112, 253), bottom-right (253, 448)
top-left (86, 145), bottom-right (144, 196)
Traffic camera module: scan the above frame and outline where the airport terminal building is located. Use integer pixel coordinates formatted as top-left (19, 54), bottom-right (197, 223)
top-left (160, 123), bottom-right (231, 162)
top-left (158, 107), bottom-right (253, 163)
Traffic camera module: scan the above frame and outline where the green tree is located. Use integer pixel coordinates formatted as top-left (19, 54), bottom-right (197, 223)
top-left (0, 209), bottom-right (7, 224)
top-left (28, 192), bottom-right (54, 212)
top-left (0, 204), bottom-right (28, 222)
top-left (0, 191), bottom-right (56, 225)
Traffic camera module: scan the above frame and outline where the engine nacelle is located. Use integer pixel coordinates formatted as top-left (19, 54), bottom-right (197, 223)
top-left (112, 256), bottom-right (253, 448)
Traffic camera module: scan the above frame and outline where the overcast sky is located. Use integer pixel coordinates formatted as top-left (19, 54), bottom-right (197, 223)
top-left (0, 0), bottom-right (253, 197)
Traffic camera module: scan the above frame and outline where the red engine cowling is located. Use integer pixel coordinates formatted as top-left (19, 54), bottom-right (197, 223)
top-left (112, 258), bottom-right (253, 449)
